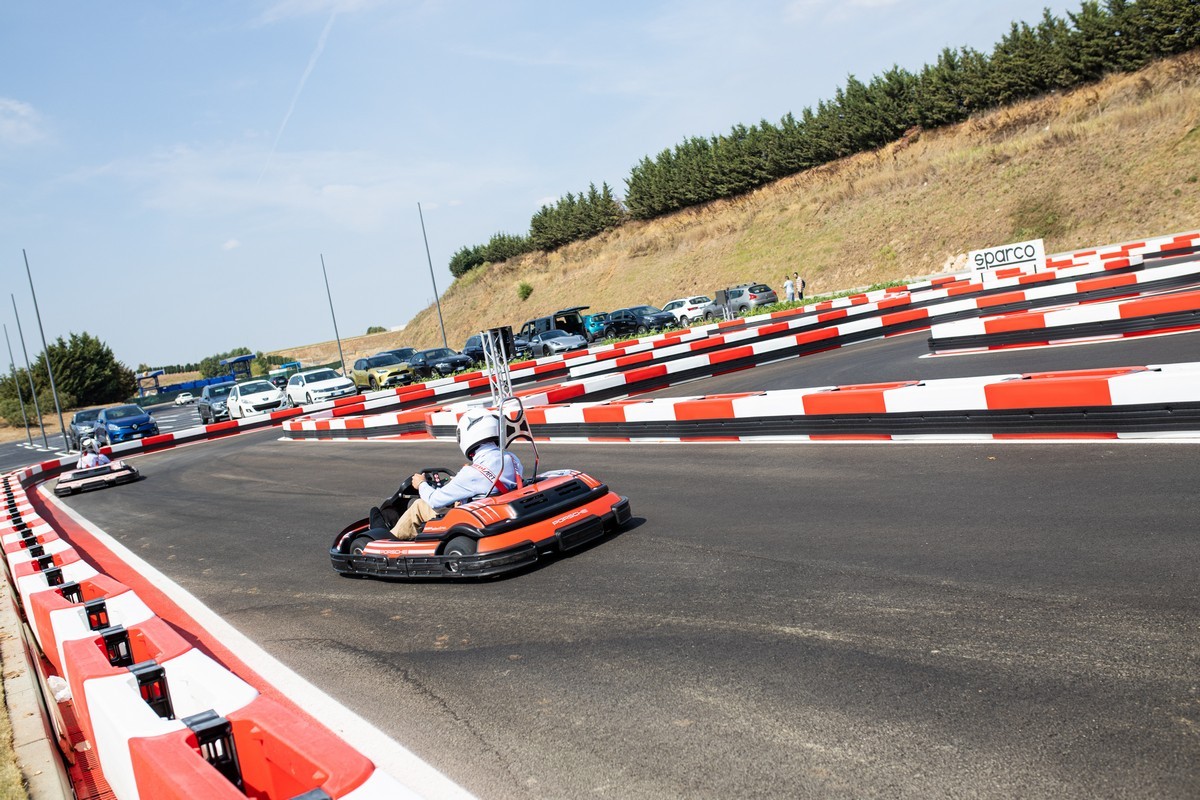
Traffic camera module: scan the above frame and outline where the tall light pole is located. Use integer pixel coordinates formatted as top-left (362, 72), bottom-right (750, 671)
top-left (3, 323), bottom-right (33, 447)
top-left (417, 202), bottom-right (449, 348)
top-left (24, 250), bottom-right (67, 448)
top-left (11, 294), bottom-right (47, 448)
top-left (320, 254), bottom-right (348, 376)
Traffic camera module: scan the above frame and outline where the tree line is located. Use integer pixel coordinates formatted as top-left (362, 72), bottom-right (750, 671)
top-left (448, 0), bottom-right (1198, 274)
top-left (0, 332), bottom-right (134, 425)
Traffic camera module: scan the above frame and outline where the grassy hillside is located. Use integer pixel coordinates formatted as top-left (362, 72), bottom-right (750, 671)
top-left (272, 52), bottom-right (1200, 364)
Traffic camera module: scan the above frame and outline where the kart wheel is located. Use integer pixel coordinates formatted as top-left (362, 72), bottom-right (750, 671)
top-left (346, 534), bottom-right (375, 556)
top-left (443, 536), bottom-right (477, 573)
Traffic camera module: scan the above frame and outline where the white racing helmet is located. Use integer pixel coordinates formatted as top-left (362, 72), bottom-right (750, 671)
top-left (455, 407), bottom-right (500, 458)
top-left (80, 437), bottom-right (99, 454)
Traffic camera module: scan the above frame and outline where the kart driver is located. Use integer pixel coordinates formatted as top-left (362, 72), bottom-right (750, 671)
top-left (389, 407), bottom-right (523, 540)
top-left (76, 437), bottom-right (111, 469)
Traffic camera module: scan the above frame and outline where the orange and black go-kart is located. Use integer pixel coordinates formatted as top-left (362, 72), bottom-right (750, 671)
top-left (330, 466), bottom-right (632, 580)
top-left (53, 460), bottom-right (141, 497)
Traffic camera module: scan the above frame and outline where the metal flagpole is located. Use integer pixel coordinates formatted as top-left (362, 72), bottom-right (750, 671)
top-left (24, 250), bottom-right (68, 449)
top-left (417, 202), bottom-right (449, 348)
top-left (11, 294), bottom-right (47, 448)
top-left (320, 254), bottom-right (348, 376)
top-left (3, 323), bottom-right (33, 447)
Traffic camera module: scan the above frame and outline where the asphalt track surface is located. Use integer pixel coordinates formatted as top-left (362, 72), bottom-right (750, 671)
top-left (53, 331), bottom-right (1200, 799)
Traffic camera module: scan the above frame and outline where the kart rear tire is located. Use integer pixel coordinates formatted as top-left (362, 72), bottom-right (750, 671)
top-left (347, 534), bottom-right (375, 556)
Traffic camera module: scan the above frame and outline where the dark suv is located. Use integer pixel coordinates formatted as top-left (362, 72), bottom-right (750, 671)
top-left (197, 382), bottom-right (234, 424)
top-left (604, 306), bottom-right (676, 337)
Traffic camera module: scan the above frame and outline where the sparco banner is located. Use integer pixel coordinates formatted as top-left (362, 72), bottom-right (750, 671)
top-left (968, 238), bottom-right (1045, 273)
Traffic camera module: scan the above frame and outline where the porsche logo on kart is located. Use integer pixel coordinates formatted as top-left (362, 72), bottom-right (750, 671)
top-left (551, 508), bottom-right (589, 526)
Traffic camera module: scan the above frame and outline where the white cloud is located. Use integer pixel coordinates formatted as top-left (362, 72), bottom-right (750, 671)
top-left (84, 142), bottom-right (527, 235)
top-left (222, 239), bottom-right (241, 250)
top-left (0, 98), bottom-right (46, 147)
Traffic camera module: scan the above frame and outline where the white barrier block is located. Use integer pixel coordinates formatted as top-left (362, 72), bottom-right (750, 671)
top-left (49, 591), bottom-right (156, 686)
top-left (6, 537), bottom-right (72, 569)
top-left (884, 375), bottom-right (1017, 414)
top-left (1107, 368), bottom-right (1200, 406)
top-left (3, 521), bottom-right (53, 545)
top-left (84, 648), bottom-right (260, 800)
top-left (18, 562), bottom-right (100, 624)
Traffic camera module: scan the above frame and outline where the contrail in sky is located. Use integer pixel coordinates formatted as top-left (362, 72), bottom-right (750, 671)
top-left (257, 8), bottom-right (337, 184)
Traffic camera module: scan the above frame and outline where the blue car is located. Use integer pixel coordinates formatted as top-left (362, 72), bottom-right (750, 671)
top-left (583, 312), bottom-right (609, 342)
top-left (94, 404), bottom-right (160, 445)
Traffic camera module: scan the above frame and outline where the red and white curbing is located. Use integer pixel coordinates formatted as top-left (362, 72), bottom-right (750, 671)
top-left (929, 285), bottom-right (1200, 353)
top-left (425, 362), bottom-right (1200, 442)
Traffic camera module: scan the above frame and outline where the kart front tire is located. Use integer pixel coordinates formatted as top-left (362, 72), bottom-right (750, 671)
top-left (443, 536), bottom-right (477, 574)
top-left (347, 534), bottom-right (375, 556)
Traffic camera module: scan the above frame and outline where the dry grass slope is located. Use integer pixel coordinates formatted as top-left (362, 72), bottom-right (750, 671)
top-left (271, 53), bottom-right (1200, 365)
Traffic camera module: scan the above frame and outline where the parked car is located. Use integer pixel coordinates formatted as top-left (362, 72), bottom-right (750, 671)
top-left (583, 312), bottom-right (609, 342)
top-left (724, 283), bottom-right (778, 314)
top-left (173, 392), bottom-right (195, 406)
top-left (378, 347), bottom-right (416, 363)
top-left (227, 379), bottom-right (290, 419)
top-left (661, 296), bottom-right (719, 326)
top-left (406, 348), bottom-right (475, 379)
top-left (286, 368), bottom-right (358, 407)
top-left (66, 408), bottom-right (102, 450)
top-left (461, 335), bottom-right (485, 364)
top-left (197, 382), bottom-right (235, 424)
top-left (529, 329), bottom-right (589, 356)
top-left (517, 306), bottom-right (590, 342)
top-left (605, 306), bottom-right (677, 337)
top-left (93, 404), bottom-right (160, 445)
top-left (350, 353), bottom-right (413, 391)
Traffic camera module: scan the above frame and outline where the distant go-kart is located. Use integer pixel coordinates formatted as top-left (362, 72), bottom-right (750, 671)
top-left (330, 402), bottom-right (631, 580)
top-left (53, 460), bottom-right (141, 497)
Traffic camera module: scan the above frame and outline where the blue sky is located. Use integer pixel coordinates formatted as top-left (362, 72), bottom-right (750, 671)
top-left (1, 0), bottom-right (1078, 368)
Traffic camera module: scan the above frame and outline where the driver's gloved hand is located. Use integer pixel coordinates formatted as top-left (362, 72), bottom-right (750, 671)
top-left (369, 506), bottom-right (387, 531)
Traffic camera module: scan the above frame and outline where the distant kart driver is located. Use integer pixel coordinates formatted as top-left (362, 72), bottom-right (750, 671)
top-left (76, 437), bottom-right (111, 470)
top-left (388, 407), bottom-right (523, 540)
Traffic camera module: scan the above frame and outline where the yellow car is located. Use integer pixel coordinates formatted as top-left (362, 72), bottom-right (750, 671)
top-left (350, 353), bottom-right (414, 391)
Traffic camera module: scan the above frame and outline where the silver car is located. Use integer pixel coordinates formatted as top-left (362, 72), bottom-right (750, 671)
top-left (726, 283), bottom-right (778, 314)
top-left (530, 329), bottom-right (588, 356)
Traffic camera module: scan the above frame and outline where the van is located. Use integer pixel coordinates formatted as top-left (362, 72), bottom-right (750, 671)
top-left (517, 306), bottom-right (590, 341)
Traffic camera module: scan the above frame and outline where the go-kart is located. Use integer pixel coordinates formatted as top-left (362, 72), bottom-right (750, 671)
top-left (330, 398), bottom-right (631, 580)
top-left (330, 467), bottom-right (631, 579)
top-left (53, 460), bottom-right (141, 497)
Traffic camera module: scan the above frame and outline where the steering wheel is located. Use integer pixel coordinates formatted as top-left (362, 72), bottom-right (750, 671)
top-left (397, 467), bottom-right (456, 497)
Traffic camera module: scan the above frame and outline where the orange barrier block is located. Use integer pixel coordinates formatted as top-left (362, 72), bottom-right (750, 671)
top-left (129, 695), bottom-right (374, 800)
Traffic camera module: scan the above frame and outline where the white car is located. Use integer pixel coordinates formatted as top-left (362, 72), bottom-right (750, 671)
top-left (174, 392), bottom-right (194, 406)
top-left (227, 379), bottom-right (289, 419)
top-left (286, 368), bottom-right (358, 407)
top-left (661, 295), bottom-right (720, 326)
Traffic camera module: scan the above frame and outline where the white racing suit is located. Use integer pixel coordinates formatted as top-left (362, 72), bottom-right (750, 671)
top-left (76, 452), bottom-right (111, 470)
top-left (390, 442), bottom-right (524, 540)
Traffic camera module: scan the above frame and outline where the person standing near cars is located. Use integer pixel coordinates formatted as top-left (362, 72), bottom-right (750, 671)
top-left (783, 275), bottom-right (795, 303)
top-left (794, 271), bottom-right (806, 301)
